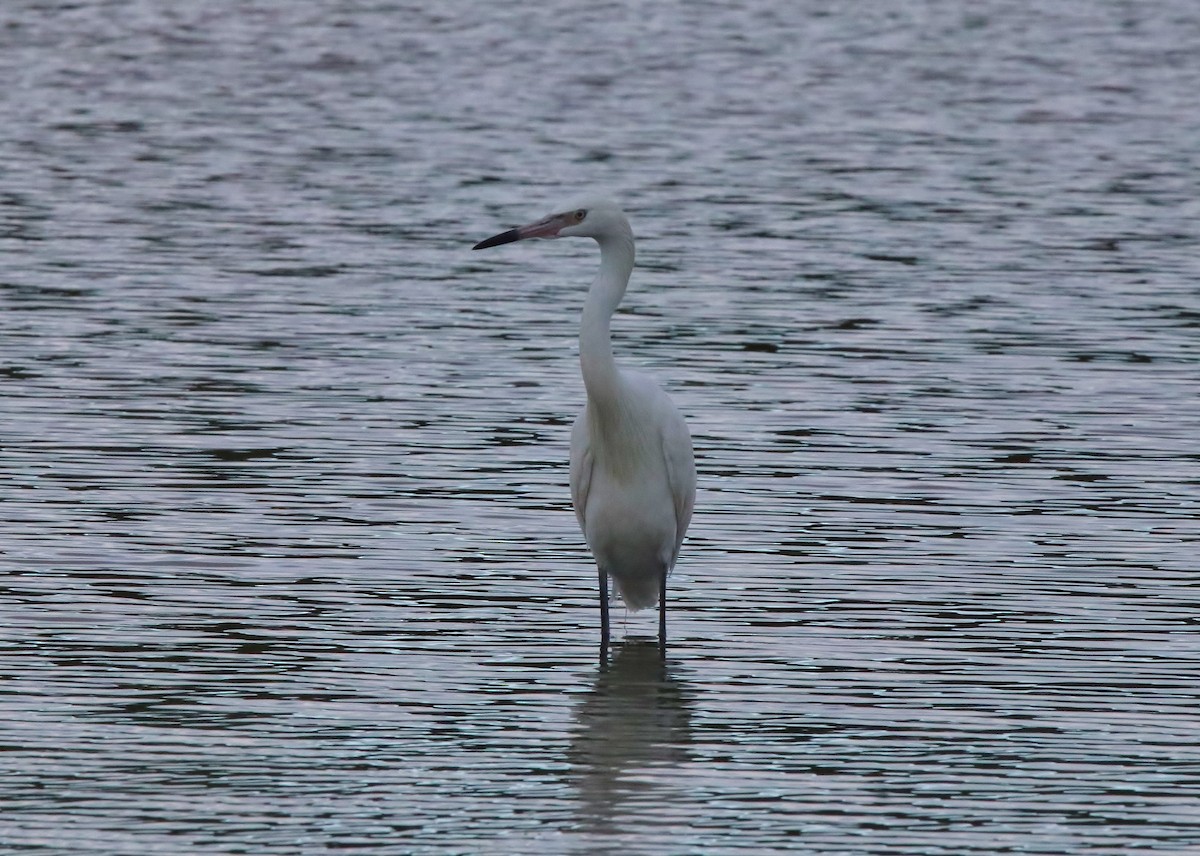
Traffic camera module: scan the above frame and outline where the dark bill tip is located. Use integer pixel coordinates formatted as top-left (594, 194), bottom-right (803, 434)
top-left (472, 228), bottom-right (521, 250)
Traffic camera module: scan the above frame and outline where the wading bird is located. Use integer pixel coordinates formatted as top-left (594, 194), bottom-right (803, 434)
top-left (473, 199), bottom-right (696, 662)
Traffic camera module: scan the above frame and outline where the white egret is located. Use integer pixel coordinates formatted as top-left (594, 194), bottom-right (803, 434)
top-left (473, 199), bottom-right (696, 661)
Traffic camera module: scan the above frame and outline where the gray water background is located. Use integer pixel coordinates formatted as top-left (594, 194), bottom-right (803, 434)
top-left (2, 1), bottom-right (1199, 853)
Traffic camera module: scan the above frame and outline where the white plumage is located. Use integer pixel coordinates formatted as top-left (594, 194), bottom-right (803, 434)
top-left (474, 198), bottom-right (696, 658)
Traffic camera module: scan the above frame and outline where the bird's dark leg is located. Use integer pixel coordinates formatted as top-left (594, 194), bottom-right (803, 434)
top-left (599, 567), bottom-right (610, 667)
top-left (658, 568), bottom-right (667, 658)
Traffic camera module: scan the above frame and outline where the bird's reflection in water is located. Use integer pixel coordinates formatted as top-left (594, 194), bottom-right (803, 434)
top-left (568, 639), bottom-right (695, 826)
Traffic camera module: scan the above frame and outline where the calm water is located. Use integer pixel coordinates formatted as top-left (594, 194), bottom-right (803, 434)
top-left (3, 1), bottom-right (1199, 853)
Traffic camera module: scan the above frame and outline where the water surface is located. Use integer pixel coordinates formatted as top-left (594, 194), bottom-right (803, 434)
top-left (3, 1), bottom-right (1198, 853)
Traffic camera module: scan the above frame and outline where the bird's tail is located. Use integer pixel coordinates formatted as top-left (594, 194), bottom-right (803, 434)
top-left (610, 569), bottom-right (661, 611)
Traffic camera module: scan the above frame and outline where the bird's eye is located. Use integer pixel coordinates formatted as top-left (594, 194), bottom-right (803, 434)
top-left (574, 209), bottom-right (587, 221)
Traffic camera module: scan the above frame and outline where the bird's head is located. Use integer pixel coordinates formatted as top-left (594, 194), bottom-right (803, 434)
top-left (473, 197), bottom-right (631, 250)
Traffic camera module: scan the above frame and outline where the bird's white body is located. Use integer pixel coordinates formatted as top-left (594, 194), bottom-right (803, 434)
top-left (571, 368), bottom-right (694, 609)
top-left (474, 197), bottom-right (695, 651)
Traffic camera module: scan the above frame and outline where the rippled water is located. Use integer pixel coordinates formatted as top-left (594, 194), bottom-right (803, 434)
top-left (3, 1), bottom-right (1199, 853)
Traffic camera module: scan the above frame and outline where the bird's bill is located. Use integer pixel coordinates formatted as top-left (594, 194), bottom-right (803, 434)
top-left (472, 213), bottom-right (568, 250)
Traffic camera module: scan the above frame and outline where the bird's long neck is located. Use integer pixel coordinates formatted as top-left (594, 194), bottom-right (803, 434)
top-left (579, 229), bottom-right (635, 414)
